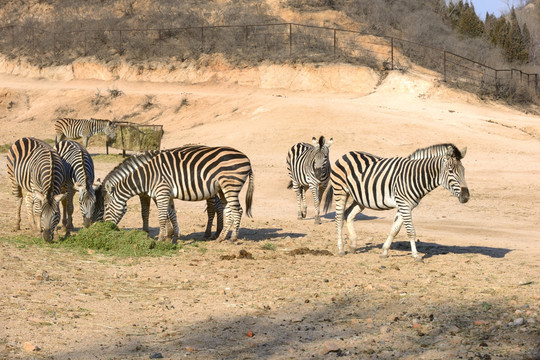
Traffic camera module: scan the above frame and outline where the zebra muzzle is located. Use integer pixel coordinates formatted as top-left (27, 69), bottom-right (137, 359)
top-left (459, 187), bottom-right (470, 203)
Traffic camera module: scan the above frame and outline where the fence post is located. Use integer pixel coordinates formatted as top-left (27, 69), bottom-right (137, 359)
top-left (289, 23), bottom-right (292, 57)
top-left (390, 37), bottom-right (394, 70)
top-left (244, 26), bottom-right (248, 53)
top-left (201, 26), bottom-right (204, 53)
top-left (333, 29), bottom-right (336, 56)
top-left (118, 30), bottom-right (122, 54)
top-left (443, 51), bottom-right (447, 82)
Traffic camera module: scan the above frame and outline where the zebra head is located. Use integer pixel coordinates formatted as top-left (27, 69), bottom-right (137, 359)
top-left (75, 182), bottom-right (96, 228)
top-left (440, 145), bottom-right (469, 204)
top-left (103, 181), bottom-right (127, 225)
top-left (34, 192), bottom-right (66, 242)
top-left (104, 121), bottom-right (118, 144)
top-left (311, 136), bottom-right (333, 180)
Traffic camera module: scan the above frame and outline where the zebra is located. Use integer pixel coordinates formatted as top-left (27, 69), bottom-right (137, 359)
top-left (6, 137), bottom-right (66, 242)
top-left (55, 140), bottom-right (97, 234)
top-left (286, 136), bottom-right (332, 224)
top-left (92, 151), bottom-right (224, 240)
top-left (97, 146), bottom-right (240, 241)
top-left (54, 117), bottom-right (117, 147)
top-left (323, 144), bottom-right (469, 260)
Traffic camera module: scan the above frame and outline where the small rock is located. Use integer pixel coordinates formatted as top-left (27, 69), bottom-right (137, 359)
top-left (513, 318), bottom-right (524, 326)
top-left (23, 342), bottom-right (40, 352)
top-left (149, 353), bottom-right (163, 359)
top-left (526, 318), bottom-right (536, 324)
top-left (474, 320), bottom-right (487, 326)
top-left (322, 340), bottom-right (340, 354)
top-left (185, 346), bottom-right (197, 352)
top-left (246, 330), bottom-right (254, 337)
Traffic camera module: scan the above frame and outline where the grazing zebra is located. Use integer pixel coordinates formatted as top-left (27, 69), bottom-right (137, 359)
top-left (6, 137), bottom-right (66, 242)
top-left (54, 117), bottom-right (117, 147)
top-left (100, 146), bottom-right (245, 242)
top-left (55, 140), bottom-right (97, 234)
top-left (323, 144), bottom-right (469, 260)
top-left (286, 136), bottom-right (333, 224)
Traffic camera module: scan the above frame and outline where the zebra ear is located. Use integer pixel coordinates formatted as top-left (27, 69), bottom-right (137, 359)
top-left (105, 182), bottom-right (114, 194)
top-left (326, 138), bottom-right (333, 148)
top-left (460, 147), bottom-right (467, 159)
top-left (33, 191), bottom-right (46, 202)
top-left (312, 137), bottom-right (318, 146)
top-left (74, 181), bottom-right (85, 191)
top-left (446, 145), bottom-right (455, 158)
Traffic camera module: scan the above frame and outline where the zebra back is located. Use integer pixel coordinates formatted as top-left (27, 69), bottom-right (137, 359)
top-left (408, 143), bottom-right (466, 160)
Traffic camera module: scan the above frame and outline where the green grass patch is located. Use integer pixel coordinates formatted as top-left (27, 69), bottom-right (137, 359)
top-left (0, 222), bottom-right (179, 257)
top-left (0, 143), bottom-right (12, 153)
top-left (261, 242), bottom-right (276, 251)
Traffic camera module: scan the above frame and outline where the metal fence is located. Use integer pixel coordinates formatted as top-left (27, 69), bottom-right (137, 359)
top-left (1, 23), bottom-right (538, 97)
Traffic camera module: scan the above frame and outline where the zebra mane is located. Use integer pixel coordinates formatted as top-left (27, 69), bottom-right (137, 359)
top-left (103, 151), bottom-right (160, 185)
top-left (408, 143), bottom-right (463, 160)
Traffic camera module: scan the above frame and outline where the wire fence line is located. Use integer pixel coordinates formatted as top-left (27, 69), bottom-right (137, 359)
top-left (0, 22), bottom-right (538, 97)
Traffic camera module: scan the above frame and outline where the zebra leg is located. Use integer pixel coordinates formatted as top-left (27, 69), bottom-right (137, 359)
top-left (216, 191), bottom-right (242, 242)
top-left (25, 193), bottom-right (39, 231)
top-left (155, 195), bottom-right (171, 242)
top-left (166, 200), bottom-right (179, 243)
top-left (214, 195), bottom-right (224, 239)
top-left (14, 191), bottom-right (23, 231)
top-left (309, 183), bottom-right (323, 224)
top-left (84, 136), bottom-right (90, 148)
top-left (62, 188), bottom-right (75, 236)
top-left (334, 191), bottom-right (349, 256)
top-left (381, 212), bottom-right (404, 258)
top-left (292, 182), bottom-right (306, 219)
top-left (345, 202), bottom-right (364, 253)
top-left (204, 198), bottom-right (216, 239)
top-left (140, 194), bottom-right (151, 233)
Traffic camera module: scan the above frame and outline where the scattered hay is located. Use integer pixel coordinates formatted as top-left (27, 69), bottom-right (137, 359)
top-left (220, 249), bottom-right (254, 260)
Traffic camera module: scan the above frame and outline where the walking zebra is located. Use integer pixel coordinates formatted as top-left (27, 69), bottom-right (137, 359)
top-left (55, 140), bottom-right (97, 234)
top-left (286, 136), bottom-right (332, 224)
top-left (7, 137), bottom-right (66, 242)
top-left (93, 152), bottom-right (224, 241)
top-left (323, 144), bottom-right (469, 260)
top-left (102, 145), bottom-right (251, 242)
top-left (54, 118), bottom-right (117, 147)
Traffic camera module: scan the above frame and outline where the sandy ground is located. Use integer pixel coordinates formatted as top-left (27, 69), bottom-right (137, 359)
top-left (0, 60), bottom-right (539, 359)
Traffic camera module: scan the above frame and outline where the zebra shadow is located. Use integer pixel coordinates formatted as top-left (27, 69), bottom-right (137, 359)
top-left (352, 240), bottom-right (511, 259)
top-left (322, 212), bottom-right (381, 221)
top-left (145, 227), bottom-right (306, 242)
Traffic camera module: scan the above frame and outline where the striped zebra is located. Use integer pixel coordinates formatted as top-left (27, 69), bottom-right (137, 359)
top-left (6, 137), bottom-right (66, 242)
top-left (102, 145), bottom-right (251, 242)
top-left (92, 151), bottom-right (223, 240)
top-left (286, 136), bottom-right (332, 224)
top-left (323, 144), bottom-right (469, 260)
top-left (54, 117), bottom-right (117, 147)
top-left (55, 140), bottom-right (97, 234)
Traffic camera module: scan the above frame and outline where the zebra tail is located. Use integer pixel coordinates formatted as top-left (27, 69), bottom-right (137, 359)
top-left (323, 186), bottom-right (334, 214)
top-left (245, 170), bottom-right (254, 218)
top-left (287, 180), bottom-right (293, 189)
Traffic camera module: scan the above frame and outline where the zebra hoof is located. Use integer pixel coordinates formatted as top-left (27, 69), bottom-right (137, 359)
top-left (379, 253), bottom-right (388, 258)
top-left (338, 250), bottom-right (345, 257)
top-left (414, 256), bottom-right (424, 263)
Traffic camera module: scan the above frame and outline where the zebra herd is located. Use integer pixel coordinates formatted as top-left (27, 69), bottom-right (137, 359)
top-left (6, 117), bottom-right (470, 260)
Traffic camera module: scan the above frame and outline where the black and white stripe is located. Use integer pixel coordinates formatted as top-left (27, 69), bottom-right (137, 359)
top-left (6, 137), bottom-right (66, 242)
top-left (55, 140), bottom-right (96, 233)
top-left (324, 144), bottom-right (469, 259)
top-left (102, 145), bottom-right (253, 242)
top-left (54, 117), bottom-right (117, 147)
top-left (286, 136), bottom-right (332, 224)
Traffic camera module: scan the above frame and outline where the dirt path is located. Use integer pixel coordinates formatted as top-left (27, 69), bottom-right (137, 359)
top-left (1, 64), bottom-right (539, 359)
